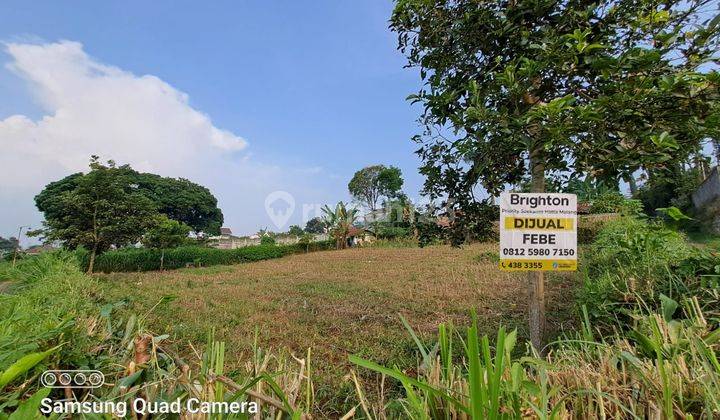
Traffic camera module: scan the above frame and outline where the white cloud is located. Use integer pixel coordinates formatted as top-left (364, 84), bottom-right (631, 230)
top-left (0, 40), bottom-right (246, 186)
top-left (0, 40), bottom-right (344, 240)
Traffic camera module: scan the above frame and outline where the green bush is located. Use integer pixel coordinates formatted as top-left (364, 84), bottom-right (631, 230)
top-left (578, 216), bottom-right (718, 331)
top-left (635, 166), bottom-right (704, 216)
top-left (577, 214), bottom-right (620, 244)
top-left (375, 226), bottom-right (410, 239)
top-left (260, 235), bottom-right (276, 246)
top-left (0, 251), bottom-right (99, 374)
top-left (589, 191), bottom-right (643, 215)
top-left (416, 220), bottom-right (446, 247)
top-left (79, 241), bottom-right (335, 272)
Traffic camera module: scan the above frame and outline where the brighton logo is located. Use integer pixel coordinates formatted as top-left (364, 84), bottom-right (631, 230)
top-left (41, 370), bottom-right (105, 389)
top-left (264, 191), bottom-right (295, 230)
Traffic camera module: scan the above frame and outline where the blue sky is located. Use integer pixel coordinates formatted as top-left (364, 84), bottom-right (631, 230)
top-left (0, 1), bottom-right (426, 242)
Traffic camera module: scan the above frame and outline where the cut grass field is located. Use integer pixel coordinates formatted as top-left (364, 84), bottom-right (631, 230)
top-left (97, 243), bottom-right (578, 413)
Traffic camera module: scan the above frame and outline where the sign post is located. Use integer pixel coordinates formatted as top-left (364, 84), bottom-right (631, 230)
top-left (499, 193), bottom-right (577, 351)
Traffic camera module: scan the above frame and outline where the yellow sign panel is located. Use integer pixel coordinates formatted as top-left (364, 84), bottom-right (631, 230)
top-left (503, 217), bottom-right (574, 231)
top-left (499, 259), bottom-right (577, 271)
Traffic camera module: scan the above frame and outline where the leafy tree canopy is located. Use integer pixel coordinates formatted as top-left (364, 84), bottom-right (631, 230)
top-left (287, 225), bottom-right (305, 237)
top-left (348, 165), bottom-right (405, 210)
top-left (0, 237), bottom-right (19, 256)
top-left (636, 163), bottom-right (707, 215)
top-left (304, 217), bottom-right (326, 234)
top-left (391, 0), bottom-right (720, 204)
top-left (142, 215), bottom-right (192, 249)
top-left (35, 161), bottom-right (224, 235)
top-left (32, 157), bottom-right (159, 272)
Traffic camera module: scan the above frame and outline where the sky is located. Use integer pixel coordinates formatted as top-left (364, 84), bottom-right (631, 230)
top-left (0, 1), bottom-right (426, 244)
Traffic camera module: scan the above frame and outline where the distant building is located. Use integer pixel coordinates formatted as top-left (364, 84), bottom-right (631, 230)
top-left (25, 243), bottom-right (57, 255)
top-left (364, 208), bottom-right (391, 224)
top-left (208, 227), bottom-right (328, 249)
top-left (693, 166), bottom-right (720, 233)
top-left (347, 226), bottom-right (374, 247)
top-left (208, 227), bottom-right (259, 249)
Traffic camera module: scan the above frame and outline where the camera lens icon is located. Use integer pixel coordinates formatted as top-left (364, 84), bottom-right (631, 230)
top-left (73, 372), bottom-right (87, 386)
top-left (88, 372), bottom-right (104, 387)
top-left (41, 370), bottom-right (105, 389)
top-left (58, 373), bottom-right (72, 386)
top-left (41, 372), bottom-right (57, 387)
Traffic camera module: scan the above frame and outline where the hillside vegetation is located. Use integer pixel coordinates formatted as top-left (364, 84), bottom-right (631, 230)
top-left (0, 216), bottom-right (718, 418)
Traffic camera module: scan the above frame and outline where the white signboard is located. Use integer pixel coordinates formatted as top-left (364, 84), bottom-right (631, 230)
top-left (499, 193), bottom-right (577, 271)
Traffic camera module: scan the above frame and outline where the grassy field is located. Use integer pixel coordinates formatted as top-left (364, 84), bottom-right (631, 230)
top-left (98, 243), bottom-right (577, 411)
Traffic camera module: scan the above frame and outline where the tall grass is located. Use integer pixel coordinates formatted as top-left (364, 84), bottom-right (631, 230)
top-left (348, 217), bottom-right (719, 418)
top-left (350, 299), bottom-right (719, 418)
top-left (0, 252), bottom-right (316, 418)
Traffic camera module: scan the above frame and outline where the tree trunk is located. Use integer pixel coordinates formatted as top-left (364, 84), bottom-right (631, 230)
top-left (528, 146), bottom-right (546, 353)
top-left (160, 250), bottom-right (165, 271)
top-left (87, 243), bottom-right (98, 274)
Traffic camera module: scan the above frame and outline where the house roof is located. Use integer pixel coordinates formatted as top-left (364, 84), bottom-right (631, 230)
top-left (25, 244), bottom-right (57, 255)
top-left (220, 227), bottom-right (233, 235)
top-left (347, 226), bottom-right (367, 237)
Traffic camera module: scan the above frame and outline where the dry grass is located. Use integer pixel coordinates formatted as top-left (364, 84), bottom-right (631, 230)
top-left (97, 243), bottom-right (577, 413)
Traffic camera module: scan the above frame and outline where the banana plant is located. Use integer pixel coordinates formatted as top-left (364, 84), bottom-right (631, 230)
top-left (321, 202), bottom-right (359, 249)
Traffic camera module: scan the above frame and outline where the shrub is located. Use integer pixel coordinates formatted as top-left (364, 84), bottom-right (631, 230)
top-left (589, 191), bottom-right (643, 215)
top-left (577, 213), bottom-right (620, 244)
top-left (0, 251), bottom-right (98, 374)
top-left (635, 166), bottom-right (705, 215)
top-left (414, 202), bottom-right (500, 247)
top-left (260, 235), bottom-right (276, 246)
top-left (416, 220), bottom-right (447, 247)
top-left (578, 216), bottom-right (717, 331)
top-left (375, 226), bottom-right (409, 239)
top-left (78, 241), bottom-right (335, 272)
top-left (448, 201), bottom-right (499, 245)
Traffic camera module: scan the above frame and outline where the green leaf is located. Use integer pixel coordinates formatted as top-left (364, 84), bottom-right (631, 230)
top-left (349, 355), bottom-right (469, 414)
top-left (117, 370), bottom-right (144, 388)
top-left (8, 388), bottom-right (51, 420)
top-left (0, 346), bottom-right (60, 389)
top-left (656, 207), bottom-right (692, 221)
top-left (400, 314), bottom-right (428, 361)
top-left (659, 294), bottom-right (678, 322)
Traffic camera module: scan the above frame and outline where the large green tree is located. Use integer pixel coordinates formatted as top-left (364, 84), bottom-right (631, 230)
top-left (32, 157), bottom-right (159, 273)
top-left (142, 215), bottom-right (191, 270)
top-left (348, 165), bottom-right (405, 210)
top-left (0, 237), bottom-right (19, 258)
top-left (391, 0), bottom-right (719, 202)
top-left (304, 217), bottom-right (326, 234)
top-left (36, 165), bottom-right (224, 235)
top-left (130, 173), bottom-right (224, 235)
top-left (287, 225), bottom-right (305, 237)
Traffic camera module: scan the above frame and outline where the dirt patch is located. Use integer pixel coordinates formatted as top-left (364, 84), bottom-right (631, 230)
top-left (0, 281), bottom-right (12, 294)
